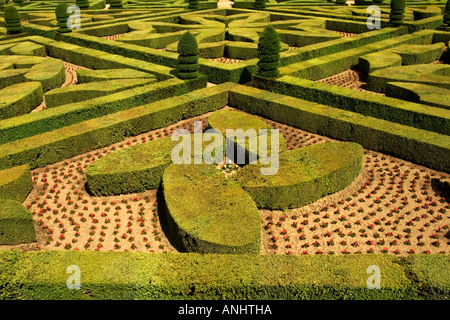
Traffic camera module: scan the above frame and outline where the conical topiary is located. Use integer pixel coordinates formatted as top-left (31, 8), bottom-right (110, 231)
top-left (188, 0), bottom-right (199, 10)
top-left (176, 32), bottom-right (199, 80)
top-left (254, 0), bottom-right (266, 9)
top-left (443, 0), bottom-right (450, 27)
top-left (4, 5), bottom-right (22, 35)
top-left (257, 25), bottom-right (280, 78)
top-left (55, 2), bottom-right (72, 33)
top-left (76, 0), bottom-right (90, 9)
top-left (389, 0), bottom-right (406, 26)
top-left (109, 0), bottom-right (123, 8)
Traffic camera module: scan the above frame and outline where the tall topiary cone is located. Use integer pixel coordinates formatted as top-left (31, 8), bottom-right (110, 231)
top-left (177, 32), bottom-right (199, 80)
top-left (389, 0), bottom-right (406, 26)
top-left (254, 0), bottom-right (266, 9)
top-left (76, 0), bottom-right (90, 9)
top-left (444, 0), bottom-right (450, 27)
top-left (55, 2), bottom-right (71, 33)
top-left (257, 25), bottom-right (280, 78)
top-left (4, 5), bottom-right (22, 35)
top-left (109, 0), bottom-right (123, 8)
top-left (188, 0), bottom-right (199, 10)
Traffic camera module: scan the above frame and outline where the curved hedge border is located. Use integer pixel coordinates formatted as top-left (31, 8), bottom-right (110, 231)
top-left (86, 138), bottom-right (177, 196)
top-left (163, 163), bottom-right (261, 254)
top-left (0, 164), bottom-right (31, 203)
top-left (2, 250), bottom-right (447, 300)
top-left (0, 199), bottom-right (36, 245)
top-left (208, 109), bottom-right (287, 165)
top-left (0, 82), bottom-right (43, 120)
top-left (236, 142), bottom-right (364, 209)
top-left (86, 133), bottom-right (226, 196)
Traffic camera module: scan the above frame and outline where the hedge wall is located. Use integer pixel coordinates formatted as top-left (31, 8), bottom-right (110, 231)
top-left (252, 75), bottom-right (450, 136)
top-left (227, 85), bottom-right (450, 172)
top-left (86, 138), bottom-right (177, 196)
top-left (385, 82), bottom-right (450, 110)
top-left (86, 132), bottom-right (226, 196)
top-left (280, 29), bottom-right (435, 80)
top-left (0, 82), bottom-right (43, 120)
top-left (0, 83), bottom-right (231, 170)
top-left (0, 77), bottom-right (206, 145)
top-left (208, 109), bottom-right (287, 165)
top-left (0, 250), bottom-right (434, 299)
top-left (0, 164), bottom-right (31, 203)
top-left (76, 68), bottom-right (157, 83)
top-left (163, 163), bottom-right (261, 254)
top-left (0, 199), bottom-right (36, 245)
top-left (236, 142), bottom-right (364, 210)
top-left (44, 78), bottom-right (156, 109)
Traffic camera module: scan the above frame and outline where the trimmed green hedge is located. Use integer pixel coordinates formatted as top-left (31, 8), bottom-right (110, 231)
top-left (227, 85), bottom-right (450, 172)
top-left (0, 164), bottom-right (31, 203)
top-left (0, 199), bottom-right (36, 245)
top-left (280, 29), bottom-right (435, 80)
top-left (86, 138), bottom-right (177, 196)
top-left (0, 55), bottom-right (65, 92)
top-left (401, 254), bottom-right (450, 300)
top-left (76, 68), bottom-right (157, 83)
top-left (0, 83), bottom-right (231, 170)
top-left (0, 250), bottom-right (429, 299)
top-left (44, 78), bottom-right (156, 109)
top-left (0, 77), bottom-right (206, 145)
top-left (236, 142), bottom-right (364, 209)
top-left (86, 132), bottom-right (226, 196)
top-left (0, 82), bottom-right (43, 120)
top-left (208, 109), bottom-right (287, 165)
top-left (368, 64), bottom-right (450, 93)
top-left (252, 75), bottom-right (450, 136)
top-left (163, 163), bottom-right (261, 254)
top-left (385, 82), bottom-right (450, 110)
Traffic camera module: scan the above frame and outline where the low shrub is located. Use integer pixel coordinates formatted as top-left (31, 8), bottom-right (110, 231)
top-left (236, 142), bottom-right (364, 209)
top-left (0, 164), bottom-right (31, 203)
top-left (163, 163), bottom-right (261, 254)
top-left (0, 199), bottom-right (36, 245)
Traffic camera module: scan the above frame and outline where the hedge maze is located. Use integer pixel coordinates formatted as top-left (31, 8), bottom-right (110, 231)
top-left (0, 0), bottom-right (449, 300)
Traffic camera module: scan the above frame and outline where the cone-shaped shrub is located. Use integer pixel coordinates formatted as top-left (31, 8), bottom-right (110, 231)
top-left (444, 0), bottom-right (450, 27)
top-left (389, 0), bottom-right (406, 26)
top-left (4, 5), bottom-right (22, 35)
top-left (109, 0), bottom-right (123, 8)
top-left (55, 2), bottom-right (71, 33)
top-left (188, 0), bottom-right (199, 10)
top-left (177, 32), bottom-right (199, 80)
top-left (254, 0), bottom-right (266, 9)
top-left (257, 26), bottom-right (280, 78)
top-left (76, 0), bottom-right (89, 8)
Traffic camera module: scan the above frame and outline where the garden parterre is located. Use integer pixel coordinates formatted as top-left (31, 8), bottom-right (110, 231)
top-left (0, 1), bottom-right (449, 299)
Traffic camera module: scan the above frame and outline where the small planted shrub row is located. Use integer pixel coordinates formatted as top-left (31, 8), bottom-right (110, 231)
top-left (2, 250), bottom-right (447, 300)
top-left (0, 199), bottom-right (36, 245)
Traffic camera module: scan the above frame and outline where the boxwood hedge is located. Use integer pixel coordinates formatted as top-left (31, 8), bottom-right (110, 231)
top-left (0, 199), bottom-right (36, 245)
top-left (0, 250), bottom-right (436, 300)
top-left (236, 142), bottom-right (364, 210)
top-left (163, 163), bottom-right (261, 254)
top-left (0, 164), bottom-right (31, 203)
